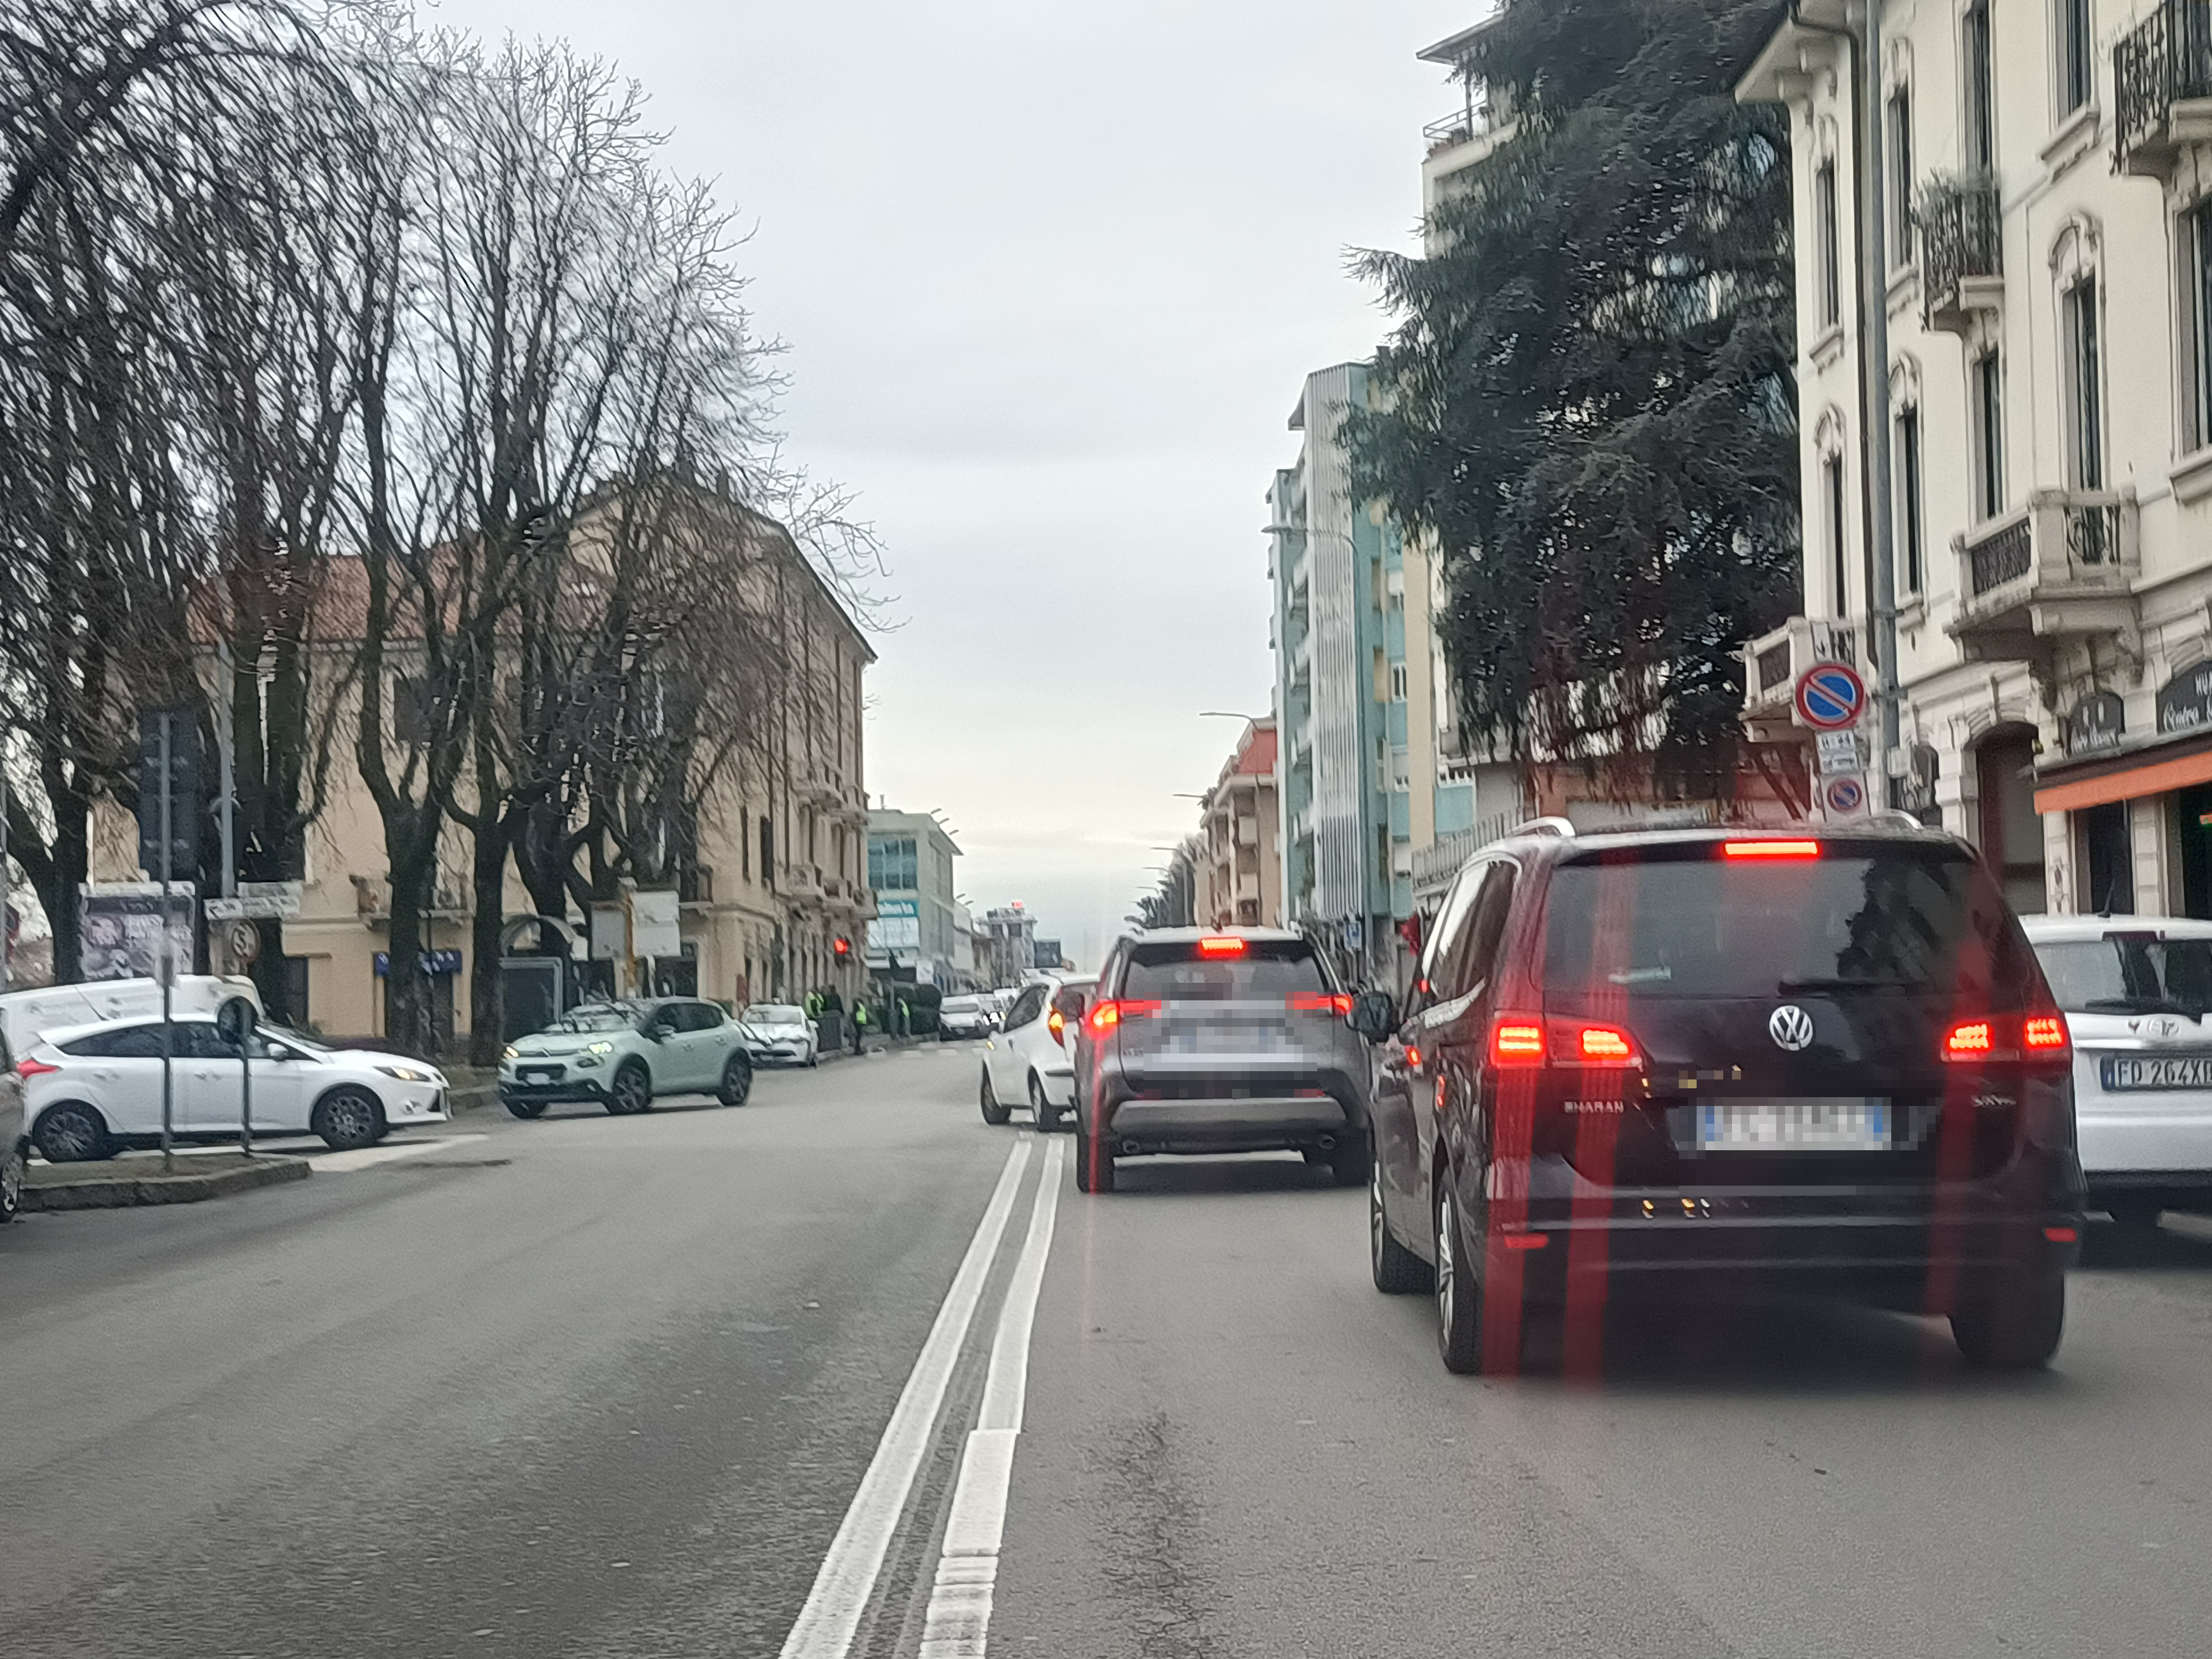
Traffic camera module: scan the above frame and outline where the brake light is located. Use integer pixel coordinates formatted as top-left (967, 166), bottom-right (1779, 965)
top-left (1944, 1020), bottom-right (1994, 1060)
top-left (1289, 993), bottom-right (1355, 1016)
top-left (15, 1056), bottom-right (58, 1079)
top-left (1500, 1233), bottom-right (1550, 1251)
top-left (1196, 936), bottom-right (1246, 958)
top-left (1489, 1018), bottom-right (1547, 1067)
top-left (1942, 1014), bottom-right (2072, 1065)
top-left (1087, 999), bottom-right (1162, 1035)
top-left (1574, 1024), bottom-right (1639, 1066)
top-left (1405, 1045), bottom-right (1423, 1071)
top-left (2024, 1015), bottom-right (2069, 1053)
top-left (1722, 839), bottom-right (1821, 860)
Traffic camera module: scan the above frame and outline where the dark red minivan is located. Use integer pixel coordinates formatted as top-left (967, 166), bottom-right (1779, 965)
top-left (1356, 822), bottom-right (2085, 1375)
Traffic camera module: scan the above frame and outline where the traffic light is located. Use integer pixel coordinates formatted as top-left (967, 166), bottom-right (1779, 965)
top-left (137, 708), bottom-right (202, 881)
top-left (833, 937), bottom-right (852, 961)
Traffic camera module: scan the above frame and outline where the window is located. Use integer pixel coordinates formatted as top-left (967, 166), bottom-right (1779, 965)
top-left (1389, 662), bottom-right (1408, 702)
top-left (1004, 986), bottom-right (1044, 1030)
top-left (1815, 160), bottom-right (1841, 327)
top-left (61, 1024), bottom-right (166, 1059)
top-left (1964, 1), bottom-right (1995, 172)
top-left (2188, 200), bottom-right (2212, 454)
top-left (2060, 0), bottom-right (2094, 116)
top-left (1897, 406), bottom-right (1926, 595)
top-left (1121, 939), bottom-right (1327, 1001)
top-left (1434, 863), bottom-right (1516, 1002)
top-left (1824, 453), bottom-right (1849, 615)
top-left (759, 817), bottom-right (775, 891)
top-left (1974, 350), bottom-right (2006, 519)
top-left (1886, 86), bottom-right (1914, 267)
top-left (868, 836), bottom-right (918, 891)
top-left (2064, 276), bottom-right (2103, 489)
top-left (2078, 804), bottom-right (2135, 916)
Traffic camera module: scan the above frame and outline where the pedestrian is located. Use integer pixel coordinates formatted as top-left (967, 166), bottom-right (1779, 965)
top-left (851, 999), bottom-right (869, 1055)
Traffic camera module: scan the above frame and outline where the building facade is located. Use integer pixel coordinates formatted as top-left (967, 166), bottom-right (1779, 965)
top-left (1740, 0), bottom-right (2212, 919)
top-left (865, 807), bottom-right (963, 988)
top-left (1195, 719), bottom-right (1284, 929)
top-left (975, 904), bottom-right (1038, 989)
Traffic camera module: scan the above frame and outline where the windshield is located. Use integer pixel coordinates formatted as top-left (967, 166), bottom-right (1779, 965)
top-left (2037, 935), bottom-right (2212, 1016)
top-left (552, 1005), bottom-right (643, 1033)
top-left (1543, 846), bottom-right (2036, 1001)
top-left (942, 997), bottom-right (981, 1014)
top-left (744, 1005), bottom-right (807, 1025)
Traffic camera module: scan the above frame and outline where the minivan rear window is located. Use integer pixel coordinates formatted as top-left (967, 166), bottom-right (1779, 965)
top-left (1122, 941), bottom-right (1328, 1001)
top-left (1542, 844), bottom-right (2034, 1001)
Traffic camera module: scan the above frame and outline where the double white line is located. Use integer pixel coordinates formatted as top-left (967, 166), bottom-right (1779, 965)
top-left (779, 1137), bottom-right (1064, 1659)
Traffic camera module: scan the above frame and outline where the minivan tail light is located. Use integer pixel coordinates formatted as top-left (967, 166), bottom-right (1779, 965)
top-left (1573, 1024), bottom-right (1639, 1066)
top-left (1488, 1015), bottom-right (1642, 1070)
top-left (1721, 839), bottom-right (1822, 860)
top-left (2023, 1015), bottom-right (2069, 1053)
top-left (1288, 993), bottom-right (1355, 1016)
top-left (1944, 1020), bottom-right (1995, 1060)
top-left (1941, 1014), bottom-right (2072, 1065)
top-left (1489, 1017), bottom-right (1548, 1067)
top-left (1196, 936), bottom-right (1247, 958)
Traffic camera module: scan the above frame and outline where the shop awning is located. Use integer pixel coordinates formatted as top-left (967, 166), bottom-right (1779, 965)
top-left (2035, 733), bottom-right (2212, 815)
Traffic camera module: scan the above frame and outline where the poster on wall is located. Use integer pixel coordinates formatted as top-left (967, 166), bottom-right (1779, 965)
top-left (80, 885), bottom-right (197, 982)
top-left (2067, 691), bottom-right (2125, 755)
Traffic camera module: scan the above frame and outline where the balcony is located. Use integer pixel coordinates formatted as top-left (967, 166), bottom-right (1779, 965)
top-left (1918, 177), bottom-right (2003, 335)
top-left (1948, 490), bottom-right (2141, 663)
top-left (2116, 2), bottom-right (2212, 178)
top-left (1739, 617), bottom-right (1860, 723)
top-left (1424, 106), bottom-right (1489, 157)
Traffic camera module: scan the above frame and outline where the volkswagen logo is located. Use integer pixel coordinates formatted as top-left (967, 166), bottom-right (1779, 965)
top-left (1768, 1005), bottom-right (1816, 1052)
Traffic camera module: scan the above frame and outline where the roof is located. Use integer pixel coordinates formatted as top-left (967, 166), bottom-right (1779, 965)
top-left (2020, 915), bottom-right (2212, 943)
top-left (1417, 13), bottom-right (1504, 69)
top-left (1236, 724), bottom-right (1279, 777)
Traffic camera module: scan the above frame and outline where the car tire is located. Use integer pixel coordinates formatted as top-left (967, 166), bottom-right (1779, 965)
top-left (311, 1087), bottom-right (384, 1152)
top-left (1370, 1157), bottom-right (1430, 1294)
top-left (1028, 1073), bottom-right (1060, 1133)
top-left (32, 1102), bottom-right (114, 1164)
top-left (980, 1069), bottom-right (1011, 1126)
top-left (607, 1062), bottom-right (651, 1116)
top-left (2105, 1197), bottom-right (2163, 1233)
top-left (718, 1053), bottom-right (754, 1107)
top-left (1435, 1176), bottom-right (1484, 1374)
top-left (0, 1139), bottom-right (24, 1223)
top-left (1951, 1271), bottom-right (2066, 1370)
top-left (1328, 1133), bottom-right (1372, 1189)
top-left (503, 1095), bottom-right (550, 1120)
top-left (1074, 1125), bottom-right (1116, 1194)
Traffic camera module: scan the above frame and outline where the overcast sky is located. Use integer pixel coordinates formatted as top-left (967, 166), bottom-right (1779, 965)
top-left (430, 0), bottom-right (1483, 968)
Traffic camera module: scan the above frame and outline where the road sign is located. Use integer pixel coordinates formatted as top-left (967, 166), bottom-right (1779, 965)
top-left (1817, 729), bottom-right (1863, 776)
top-left (206, 895), bottom-right (294, 920)
top-left (1794, 662), bottom-right (1867, 731)
top-left (1824, 774), bottom-right (1869, 818)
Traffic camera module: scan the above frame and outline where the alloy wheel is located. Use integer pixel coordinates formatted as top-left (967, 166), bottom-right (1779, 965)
top-left (1435, 1186), bottom-right (1457, 1335)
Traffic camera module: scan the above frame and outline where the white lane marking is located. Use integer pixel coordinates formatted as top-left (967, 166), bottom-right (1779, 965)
top-left (307, 1134), bottom-right (491, 1173)
top-left (917, 1136), bottom-right (1064, 1659)
top-left (778, 1141), bottom-right (1033, 1659)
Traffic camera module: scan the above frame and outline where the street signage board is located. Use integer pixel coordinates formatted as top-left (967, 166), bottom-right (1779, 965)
top-left (1794, 662), bottom-right (1866, 731)
top-left (1817, 729), bottom-right (1863, 776)
top-left (630, 890), bottom-right (682, 959)
top-left (1824, 774), bottom-right (1870, 819)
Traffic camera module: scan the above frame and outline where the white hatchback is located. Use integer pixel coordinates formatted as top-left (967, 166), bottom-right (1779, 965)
top-left (2023, 915), bottom-right (2212, 1229)
top-left (22, 1015), bottom-right (450, 1160)
top-left (979, 974), bottom-right (1094, 1130)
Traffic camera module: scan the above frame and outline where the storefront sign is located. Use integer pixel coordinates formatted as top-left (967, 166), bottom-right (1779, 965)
top-left (2067, 691), bottom-right (2126, 755)
top-left (2157, 663), bottom-right (2212, 735)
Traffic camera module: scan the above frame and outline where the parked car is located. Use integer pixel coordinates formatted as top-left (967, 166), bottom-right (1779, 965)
top-left (2022, 914), bottom-right (2212, 1231)
top-left (0, 974), bottom-right (260, 1060)
top-left (938, 995), bottom-right (994, 1040)
top-left (739, 1003), bottom-right (820, 1068)
top-left (1355, 822), bottom-right (2084, 1373)
top-left (500, 998), bottom-right (754, 1118)
top-left (979, 973), bottom-right (1095, 1130)
top-left (20, 1015), bottom-right (449, 1159)
top-left (1058, 930), bottom-right (1369, 1193)
top-left (0, 1025), bottom-right (25, 1222)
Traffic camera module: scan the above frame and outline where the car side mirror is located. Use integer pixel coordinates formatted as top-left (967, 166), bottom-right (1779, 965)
top-left (647, 1022), bottom-right (671, 1042)
top-left (1050, 988), bottom-right (1088, 1024)
top-left (1349, 992), bottom-right (1397, 1044)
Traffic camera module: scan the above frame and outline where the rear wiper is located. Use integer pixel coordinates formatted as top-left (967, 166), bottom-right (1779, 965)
top-left (1777, 975), bottom-right (1917, 993)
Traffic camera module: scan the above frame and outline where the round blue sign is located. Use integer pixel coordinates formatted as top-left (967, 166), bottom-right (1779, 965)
top-left (1795, 662), bottom-right (1866, 730)
top-left (1825, 776), bottom-right (1866, 815)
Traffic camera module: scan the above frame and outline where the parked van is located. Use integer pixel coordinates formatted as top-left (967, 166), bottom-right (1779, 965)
top-left (0, 976), bottom-right (263, 1058)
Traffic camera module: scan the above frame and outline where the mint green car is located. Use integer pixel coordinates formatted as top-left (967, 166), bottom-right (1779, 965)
top-left (499, 998), bottom-right (754, 1119)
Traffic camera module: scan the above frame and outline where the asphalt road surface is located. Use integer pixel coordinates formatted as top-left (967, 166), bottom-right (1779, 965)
top-left (3, 1046), bottom-right (2208, 1658)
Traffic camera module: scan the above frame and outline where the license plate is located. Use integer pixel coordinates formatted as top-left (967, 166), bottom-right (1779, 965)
top-left (2099, 1055), bottom-right (2212, 1092)
top-left (1167, 1024), bottom-right (1281, 1055)
top-left (1697, 1098), bottom-right (1891, 1151)
top-left (520, 1067), bottom-right (559, 1083)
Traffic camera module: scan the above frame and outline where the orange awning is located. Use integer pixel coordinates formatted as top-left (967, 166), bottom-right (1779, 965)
top-left (2036, 747), bottom-right (2212, 815)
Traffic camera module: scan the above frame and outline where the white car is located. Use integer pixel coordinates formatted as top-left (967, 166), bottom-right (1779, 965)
top-left (979, 973), bottom-right (1094, 1130)
top-left (0, 1024), bottom-right (25, 1223)
top-left (2023, 914), bottom-right (2212, 1229)
top-left (937, 995), bottom-right (993, 1041)
top-left (739, 1003), bottom-right (820, 1067)
top-left (0, 974), bottom-right (260, 1059)
top-left (21, 1015), bottom-right (450, 1160)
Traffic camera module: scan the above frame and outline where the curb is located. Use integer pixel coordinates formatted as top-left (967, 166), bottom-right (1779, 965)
top-left (25, 1157), bottom-right (312, 1212)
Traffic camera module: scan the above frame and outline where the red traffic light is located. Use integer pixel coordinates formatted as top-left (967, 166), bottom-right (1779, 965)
top-left (833, 937), bottom-right (852, 958)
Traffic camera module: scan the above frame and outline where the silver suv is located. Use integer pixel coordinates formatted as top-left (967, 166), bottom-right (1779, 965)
top-left (1062, 929), bottom-right (1373, 1194)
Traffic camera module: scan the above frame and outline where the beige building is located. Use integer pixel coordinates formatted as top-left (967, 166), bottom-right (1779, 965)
top-left (97, 489), bottom-right (873, 1043)
top-left (1740, 0), bottom-right (2212, 919)
top-left (1195, 719), bottom-right (1282, 930)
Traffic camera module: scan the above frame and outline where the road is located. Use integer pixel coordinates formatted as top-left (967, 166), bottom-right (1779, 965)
top-left (3, 1045), bottom-right (2209, 1658)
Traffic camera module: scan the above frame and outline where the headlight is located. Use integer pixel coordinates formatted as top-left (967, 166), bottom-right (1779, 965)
top-left (586, 1041), bottom-right (614, 1055)
top-left (502, 1045), bottom-right (519, 1061)
top-left (377, 1065), bottom-right (433, 1084)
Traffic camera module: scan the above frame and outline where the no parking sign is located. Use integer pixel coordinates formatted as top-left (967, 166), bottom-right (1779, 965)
top-left (1824, 774), bottom-right (1869, 819)
top-left (1795, 662), bottom-right (1866, 731)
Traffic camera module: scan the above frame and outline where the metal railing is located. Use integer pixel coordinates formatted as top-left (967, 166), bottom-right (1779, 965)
top-left (1423, 107), bottom-right (1487, 153)
top-left (1919, 177), bottom-right (2003, 323)
top-left (2067, 500), bottom-right (2122, 567)
top-left (2117, 1), bottom-right (2212, 167)
top-left (1966, 515), bottom-right (2034, 597)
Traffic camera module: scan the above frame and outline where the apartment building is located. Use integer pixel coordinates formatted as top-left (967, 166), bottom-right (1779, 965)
top-left (865, 807), bottom-right (963, 988)
top-left (1740, 0), bottom-right (2212, 917)
top-left (1194, 719), bottom-right (1282, 930)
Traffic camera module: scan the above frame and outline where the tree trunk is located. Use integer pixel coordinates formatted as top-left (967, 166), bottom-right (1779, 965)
top-left (466, 799), bottom-right (511, 1066)
top-left (382, 815), bottom-right (436, 1056)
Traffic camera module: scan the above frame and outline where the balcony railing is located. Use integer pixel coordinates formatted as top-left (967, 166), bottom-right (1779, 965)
top-left (1424, 107), bottom-right (1488, 155)
top-left (2117, 1), bottom-right (2212, 175)
top-left (1950, 489), bottom-right (2140, 661)
top-left (1918, 177), bottom-right (2003, 331)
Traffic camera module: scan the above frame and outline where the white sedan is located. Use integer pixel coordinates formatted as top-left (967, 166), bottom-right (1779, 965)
top-left (739, 1004), bottom-right (820, 1068)
top-left (21, 1015), bottom-right (450, 1160)
top-left (2024, 914), bottom-right (2212, 1230)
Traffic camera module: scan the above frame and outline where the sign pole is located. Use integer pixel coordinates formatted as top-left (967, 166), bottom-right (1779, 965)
top-left (158, 712), bottom-right (175, 1175)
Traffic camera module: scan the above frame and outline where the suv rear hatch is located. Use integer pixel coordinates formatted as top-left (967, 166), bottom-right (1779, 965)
top-left (1105, 937), bottom-right (1350, 1093)
top-left (1531, 837), bottom-right (2062, 1189)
